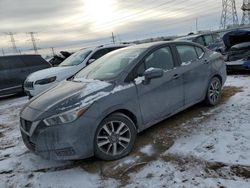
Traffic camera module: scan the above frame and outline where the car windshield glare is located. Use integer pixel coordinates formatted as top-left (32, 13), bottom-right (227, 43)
top-left (74, 48), bottom-right (144, 81)
top-left (59, 49), bottom-right (92, 67)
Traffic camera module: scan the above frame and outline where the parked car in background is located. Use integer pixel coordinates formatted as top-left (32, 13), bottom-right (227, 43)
top-left (24, 44), bottom-right (128, 98)
top-left (0, 55), bottom-right (51, 97)
top-left (175, 33), bottom-right (225, 53)
top-left (49, 51), bottom-right (73, 66)
top-left (20, 41), bottom-right (226, 161)
top-left (223, 29), bottom-right (250, 71)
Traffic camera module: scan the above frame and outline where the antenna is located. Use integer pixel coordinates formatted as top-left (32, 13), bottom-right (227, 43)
top-left (220, 0), bottom-right (239, 28)
top-left (241, 0), bottom-right (250, 25)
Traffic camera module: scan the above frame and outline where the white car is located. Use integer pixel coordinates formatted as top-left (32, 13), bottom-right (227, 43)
top-left (24, 44), bottom-right (127, 97)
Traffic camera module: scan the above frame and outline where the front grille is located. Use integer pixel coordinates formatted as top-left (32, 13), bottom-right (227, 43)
top-left (24, 81), bottom-right (34, 90)
top-left (20, 118), bottom-right (32, 133)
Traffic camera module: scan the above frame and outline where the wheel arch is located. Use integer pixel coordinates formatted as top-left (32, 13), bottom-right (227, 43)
top-left (102, 109), bottom-right (138, 131)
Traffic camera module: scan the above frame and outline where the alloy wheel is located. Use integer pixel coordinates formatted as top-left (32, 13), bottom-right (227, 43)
top-left (96, 121), bottom-right (131, 156)
top-left (209, 78), bottom-right (221, 104)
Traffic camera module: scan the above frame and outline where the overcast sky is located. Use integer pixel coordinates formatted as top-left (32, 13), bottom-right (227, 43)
top-left (0, 0), bottom-right (243, 55)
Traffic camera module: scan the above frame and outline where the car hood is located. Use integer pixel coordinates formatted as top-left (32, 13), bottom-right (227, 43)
top-left (26, 79), bottom-right (113, 114)
top-left (26, 66), bottom-right (75, 81)
top-left (223, 30), bottom-right (250, 51)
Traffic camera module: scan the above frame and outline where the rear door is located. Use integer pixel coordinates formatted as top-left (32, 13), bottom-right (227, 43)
top-left (134, 45), bottom-right (184, 127)
top-left (0, 56), bottom-right (25, 92)
top-left (0, 58), bottom-right (8, 93)
top-left (174, 44), bottom-right (210, 106)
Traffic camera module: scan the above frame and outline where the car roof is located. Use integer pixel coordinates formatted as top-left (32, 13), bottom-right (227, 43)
top-left (176, 32), bottom-right (217, 41)
top-left (0, 54), bottom-right (41, 58)
top-left (123, 41), bottom-right (199, 50)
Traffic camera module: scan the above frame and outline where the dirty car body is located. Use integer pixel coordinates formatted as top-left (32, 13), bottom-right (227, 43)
top-left (20, 41), bottom-right (227, 160)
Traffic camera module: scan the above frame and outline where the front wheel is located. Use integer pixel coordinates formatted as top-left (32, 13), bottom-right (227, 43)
top-left (94, 113), bottom-right (136, 161)
top-left (204, 77), bottom-right (222, 106)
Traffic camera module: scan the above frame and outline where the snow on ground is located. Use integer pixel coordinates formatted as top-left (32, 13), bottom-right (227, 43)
top-left (0, 75), bottom-right (250, 188)
top-left (139, 144), bottom-right (155, 156)
top-left (0, 96), bottom-right (118, 188)
top-left (126, 75), bottom-right (250, 187)
top-left (166, 76), bottom-right (250, 166)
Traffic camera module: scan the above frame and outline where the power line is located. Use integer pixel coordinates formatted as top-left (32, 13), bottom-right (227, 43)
top-left (220, 0), bottom-right (239, 29)
top-left (27, 32), bottom-right (39, 54)
top-left (6, 32), bottom-right (18, 53)
top-left (241, 0), bottom-right (250, 25)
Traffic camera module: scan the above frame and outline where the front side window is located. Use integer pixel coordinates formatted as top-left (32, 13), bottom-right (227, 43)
top-left (59, 49), bottom-right (92, 67)
top-left (195, 47), bottom-right (205, 59)
top-left (75, 48), bottom-right (144, 81)
top-left (176, 45), bottom-right (198, 65)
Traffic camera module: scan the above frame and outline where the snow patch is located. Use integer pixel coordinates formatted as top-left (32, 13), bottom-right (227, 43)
top-left (140, 144), bottom-right (154, 156)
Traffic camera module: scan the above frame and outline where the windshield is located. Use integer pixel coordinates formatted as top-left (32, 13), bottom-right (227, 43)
top-left (59, 49), bottom-right (92, 67)
top-left (74, 48), bottom-right (144, 81)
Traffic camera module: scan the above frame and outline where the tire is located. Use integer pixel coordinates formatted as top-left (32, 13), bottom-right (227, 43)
top-left (94, 113), bottom-right (136, 161)
top-left (204, 77), bottom-right (222, 106)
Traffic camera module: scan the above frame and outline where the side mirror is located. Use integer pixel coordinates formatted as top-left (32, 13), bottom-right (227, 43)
top-left (88, 59), bottom-right (96, 64)
top-left (143, 68), bottom-right (163, 84)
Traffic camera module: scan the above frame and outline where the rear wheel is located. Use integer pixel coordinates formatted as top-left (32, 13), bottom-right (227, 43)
top-left (94, 113), bottom-right (136, 161)
top-left (205, 77), bottom-right (222, 106)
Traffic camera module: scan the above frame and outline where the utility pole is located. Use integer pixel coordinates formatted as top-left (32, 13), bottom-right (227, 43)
top-left (27, 32), bottom-right (39, 54)
top-left (195, 18), bottom-right (198, 33)
top-left (111, 32), bottom-right (115, 44)
top-left (51, 47), bottom-right (55, 56)
top-left (1, 48), bottom-right (5, 56)
top-left (241, 0), bottom-right (250, 25)
top-left (6, 32), bottom-right (18, 53)
top-left (220, 0), bottom-right (239, 29)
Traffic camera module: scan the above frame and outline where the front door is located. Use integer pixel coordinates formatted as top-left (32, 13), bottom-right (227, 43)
top-left (134, 46), bottom-right (184, 128)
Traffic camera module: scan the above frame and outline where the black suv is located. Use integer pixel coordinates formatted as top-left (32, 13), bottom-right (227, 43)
top-left (0, 55), bottom-right (51, 96)
top-left (176, 33), bottom-right (225, 53)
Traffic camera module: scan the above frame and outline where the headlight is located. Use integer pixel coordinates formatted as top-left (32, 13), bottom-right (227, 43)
top-left (43, 107), bottom-right (88, 126)
top-left (35, 76), bottom-right (56, 85)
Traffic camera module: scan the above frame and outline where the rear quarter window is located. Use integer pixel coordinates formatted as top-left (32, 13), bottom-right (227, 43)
top-left (21, 55), bottom-right (50, 67)
top-left (176, 45), bottom-right (198, 65)
top-left (0, 56), bottom-right (25, 69)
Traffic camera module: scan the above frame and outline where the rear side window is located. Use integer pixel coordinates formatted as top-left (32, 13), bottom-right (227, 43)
top-left (176, 45), bottom-right (198, 65)
top-left (91, 49), bottom-right (109, 60)
top-left (204, 35), bottom-right (214, 46)
top-left (194, 37), bottom-right (205, 46)
top-left (145, 47), bottom-right (174, 70)
top-left (195, 47), bottom-right (205, 59)
top-left (21, 55), bottom-right (48, 67)
top-left (0, 56), bottom-right (25, 69)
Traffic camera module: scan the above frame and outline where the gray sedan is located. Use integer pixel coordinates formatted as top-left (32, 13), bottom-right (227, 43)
top-left (20, 41), bottom-right (227, 161)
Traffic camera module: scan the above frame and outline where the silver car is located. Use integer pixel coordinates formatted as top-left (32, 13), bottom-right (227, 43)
top-left (20, 41), bottom-right (227, 161)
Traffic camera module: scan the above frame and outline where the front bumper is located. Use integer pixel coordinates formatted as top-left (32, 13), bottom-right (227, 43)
top-left (20, 115), bottom-right (98, 160)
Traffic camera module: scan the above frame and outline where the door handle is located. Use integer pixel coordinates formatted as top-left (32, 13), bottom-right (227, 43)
top-left (173, 74), bottom-right (180, 80)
